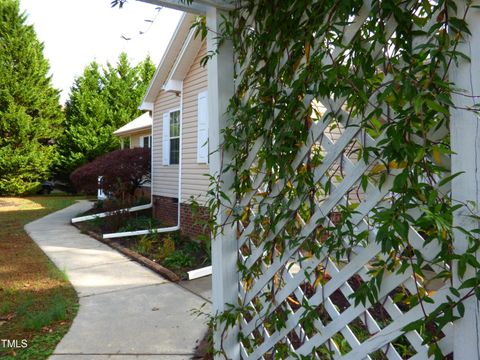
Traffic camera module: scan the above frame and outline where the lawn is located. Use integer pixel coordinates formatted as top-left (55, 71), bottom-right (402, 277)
top-left (0, 196), bottom-right (85, 359)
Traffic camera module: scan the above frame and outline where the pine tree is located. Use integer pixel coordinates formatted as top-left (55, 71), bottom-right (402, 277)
top-left (59, 53), bottom-right (155, 180)
top-left (0, 0), bottom-right (64, 195)
top-left (61, 62), bottom-right (111, 175)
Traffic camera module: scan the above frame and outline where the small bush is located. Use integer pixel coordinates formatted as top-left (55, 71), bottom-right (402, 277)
top-left (163, 251), bottom-right (193, 269)
top-left (157, 235), bottom-right (176, 261)
top-left (135, 234), bottom-right (156, 255)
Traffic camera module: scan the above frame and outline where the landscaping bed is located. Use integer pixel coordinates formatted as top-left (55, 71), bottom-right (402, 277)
top-left (74, 207), bottom-right (211, 281)
top-left (0, 196), bottom-right (85, 360)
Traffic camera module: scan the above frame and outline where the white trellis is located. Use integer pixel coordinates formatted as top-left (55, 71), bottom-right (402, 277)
top-left (144, 1), bottom-right (479, 359)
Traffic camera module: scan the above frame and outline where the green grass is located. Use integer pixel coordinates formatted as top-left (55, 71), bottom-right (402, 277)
top-left (24, 294), bottom-right (70, 331)
top-left (0, 195), bottom-right (85, 359)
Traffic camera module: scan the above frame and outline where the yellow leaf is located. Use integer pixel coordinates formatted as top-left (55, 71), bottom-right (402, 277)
top-left (305, 41), bottom-right (311, 65)
top-left (287, 296), bottom-right (300, 306)
top-left (369, 163), bottom-right (386, 175)
top-left (313, 275), bottom-right (323, 289)
top-left (432, 146), bottom-right (443, 166)
top-left (389, 160), bottom-right (407, 169)
top-left (241, 209), bottom-right (249, 222)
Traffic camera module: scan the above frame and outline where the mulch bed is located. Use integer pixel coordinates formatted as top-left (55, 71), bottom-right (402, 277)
top-left (81, 228), bottom-right (181, 282)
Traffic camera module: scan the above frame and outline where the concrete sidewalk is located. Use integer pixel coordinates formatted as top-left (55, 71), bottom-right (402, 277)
top-left (25, 201), bottom-right (211, 360)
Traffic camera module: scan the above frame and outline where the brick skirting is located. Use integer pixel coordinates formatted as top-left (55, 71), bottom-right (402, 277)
top-left (152, 195), bottom-right (209, 239)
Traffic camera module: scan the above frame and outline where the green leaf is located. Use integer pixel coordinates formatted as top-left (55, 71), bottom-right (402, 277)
top-left (438, 171), bottom-right (465, 187)
top-left (425, 99), bottom-right (449, 115)
top-left (457, 302), bottom-right (465, 317)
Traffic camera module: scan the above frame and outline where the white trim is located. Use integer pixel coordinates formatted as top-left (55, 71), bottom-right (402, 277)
top-left (139, 0), bottom-right (207, 15)
top-left (207, 7), bottom-right (239, 359)
top-left (139, 101), bottom-right (153, 111)
top-left (140, 13), bottom-right (195, 109)
top-left (197, 90), bottom-right (209, 163)
top-left (177, 82), bottom-right (183, 224)
top-left (162, 112), bottom-right (170, 165)
top-left (164, 79), bottom-right (183, 93)
top-left (140, 135), bottom-right (151, 148)
top-left (168, 108), bottom-right (181, 165)
top-left (165, 27), bottom-right (203, 85)
top-left (187, 265), bottom-right (212, 280)
top-left (138, 0), bottom-right (235, 13)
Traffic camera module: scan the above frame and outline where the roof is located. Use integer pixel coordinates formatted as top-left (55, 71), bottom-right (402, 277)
top-left (139, 12), bottom-right (204, 110)
top-left (113, 112), bottom-right (152, 136)
top-left (139, 0), bottom-right (234, 15)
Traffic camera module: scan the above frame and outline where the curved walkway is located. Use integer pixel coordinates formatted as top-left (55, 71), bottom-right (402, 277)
top-left (25, 201), bottom-right (211, 360)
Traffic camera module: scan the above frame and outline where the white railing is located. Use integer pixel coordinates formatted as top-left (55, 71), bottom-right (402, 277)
top-left (204, 2), bottom-right (480, 360)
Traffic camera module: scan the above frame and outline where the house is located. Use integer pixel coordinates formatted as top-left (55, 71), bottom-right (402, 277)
top-left (112, 112), bottom-right (153, 199)
top-left (113, 111), bottom-right (152, 149)
top-left (140, 13), bottom-right (209, 238)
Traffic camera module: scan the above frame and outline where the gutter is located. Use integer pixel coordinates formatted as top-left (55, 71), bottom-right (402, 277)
top-left (71, 203), bottom-right (152, 223)
top-left (102, 80), bottom-right (184, 240)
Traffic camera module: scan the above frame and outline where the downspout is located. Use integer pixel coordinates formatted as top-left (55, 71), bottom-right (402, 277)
top-left (103, 84), bottom-right (184, 239)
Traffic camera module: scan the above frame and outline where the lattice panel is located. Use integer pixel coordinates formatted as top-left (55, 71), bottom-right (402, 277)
top-left (230, 1), bottom-right (453, 359)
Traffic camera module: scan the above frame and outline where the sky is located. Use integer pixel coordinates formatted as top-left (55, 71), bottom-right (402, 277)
top-left (20, 0), bottom-right (183, 104)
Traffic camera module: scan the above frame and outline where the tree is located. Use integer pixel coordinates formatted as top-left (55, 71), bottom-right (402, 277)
top-left (70, 148), bottom-right (151, 198)
top-left (0, 0), bottom-right (64, 195)
top-left (59, 53), bottom-right (155, 180)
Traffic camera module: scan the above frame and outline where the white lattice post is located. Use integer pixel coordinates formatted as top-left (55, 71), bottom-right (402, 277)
top-left (450, 2), bottom-right (480, 358)
top-left (207, 6), bottom-right (240, 360)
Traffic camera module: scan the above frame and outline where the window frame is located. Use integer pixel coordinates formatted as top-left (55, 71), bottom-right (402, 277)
top-left (140, 135), bottom-right (152, 148)
top-left (169, 109), bottom-right (180, 165)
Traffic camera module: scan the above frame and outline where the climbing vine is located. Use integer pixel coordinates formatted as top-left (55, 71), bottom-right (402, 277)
top-left (193, 0), bottom-right (480, 358)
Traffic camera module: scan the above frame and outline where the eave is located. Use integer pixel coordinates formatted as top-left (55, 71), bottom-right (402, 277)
top-left (137, 0), bottom-right (235, 15)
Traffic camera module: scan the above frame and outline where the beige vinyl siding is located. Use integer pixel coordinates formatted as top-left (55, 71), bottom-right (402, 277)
top-left (129, 130), bottom-right (151, 149)
top-left (152, 91), bottom-right (181, 198)
top-left (180, 42), bottom-right (209, 204)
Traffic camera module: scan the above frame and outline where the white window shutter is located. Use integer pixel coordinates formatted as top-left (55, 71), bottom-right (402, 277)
top-left (197, 91), bottom-right (209, 163)
top-left (162, 113), bottom-right (170, 165)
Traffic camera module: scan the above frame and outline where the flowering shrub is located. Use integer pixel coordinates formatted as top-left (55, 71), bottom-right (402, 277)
top-left (70, 148), bottom-right (150, 198)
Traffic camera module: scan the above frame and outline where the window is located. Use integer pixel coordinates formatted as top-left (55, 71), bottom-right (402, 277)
top-left (140, 135), bottom-right (151, 148)
top-left (169, 111), bottom-right (180, 164)
top-left (162, 109), bottom-right (180, 166)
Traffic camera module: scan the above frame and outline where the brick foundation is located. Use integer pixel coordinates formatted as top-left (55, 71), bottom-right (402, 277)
top-left (179, 202), bottom-right (209, 239)
top-left (153, 195), bottom-right (178, 226)
top-left (152, 195), bottom-right (209, 239)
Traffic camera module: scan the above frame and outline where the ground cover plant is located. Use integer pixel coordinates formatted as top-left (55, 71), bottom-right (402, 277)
top-left (76, 210), bottom-right (210, 279)
top-left (0, 196), bottom-right (84, 359)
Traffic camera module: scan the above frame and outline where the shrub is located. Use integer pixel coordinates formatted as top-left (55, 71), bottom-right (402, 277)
top-left (69, 148), bottom-right (150, 198)
top-left (157, 235), bottom-right (176, 261)
top-left (163, 251), bottom-right (193, 269)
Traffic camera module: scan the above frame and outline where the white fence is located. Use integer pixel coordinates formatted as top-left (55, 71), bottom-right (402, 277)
top-left (204, 2), bottom-right (480, 360)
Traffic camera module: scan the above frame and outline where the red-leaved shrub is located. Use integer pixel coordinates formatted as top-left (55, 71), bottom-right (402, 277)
top-left (70, 148), bottom-right (151, 198)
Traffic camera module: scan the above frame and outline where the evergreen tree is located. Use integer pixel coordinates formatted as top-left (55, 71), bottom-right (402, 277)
top-left (0, 0), bottom-right (63, 195)
top-left (59, 53), bottom-right (155, 179)
top-left (61, 62), bottom-right (111, 175)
